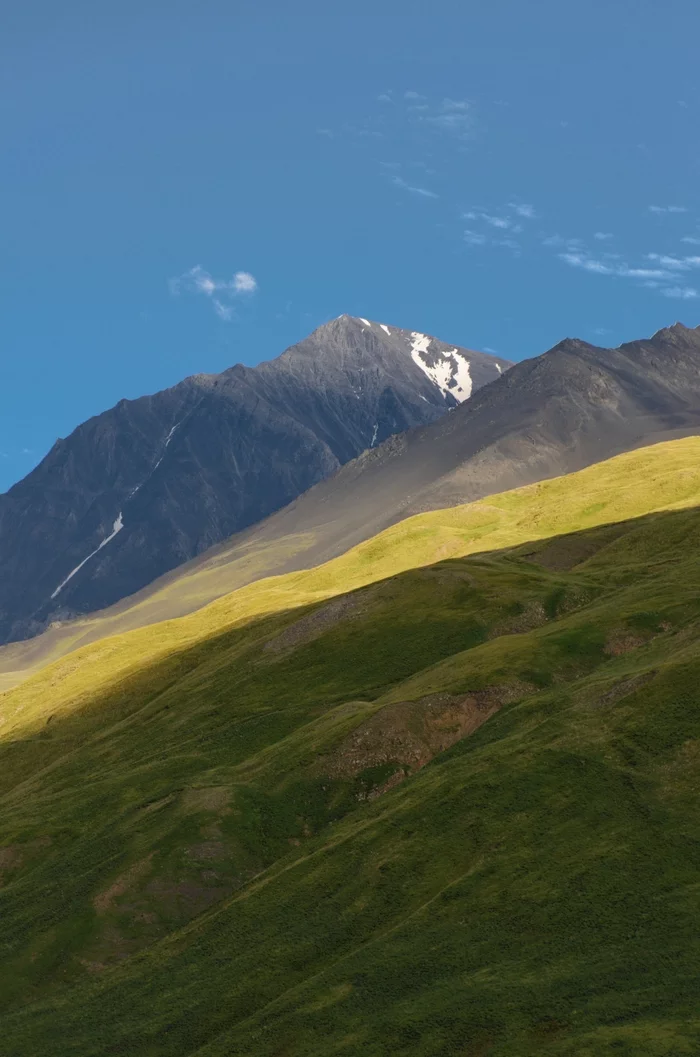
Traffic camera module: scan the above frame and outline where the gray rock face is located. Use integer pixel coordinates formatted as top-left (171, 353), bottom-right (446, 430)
top-left (0, 316), bottom-right (509, 645)
top-left (237, 322), bottom-right (700, 571)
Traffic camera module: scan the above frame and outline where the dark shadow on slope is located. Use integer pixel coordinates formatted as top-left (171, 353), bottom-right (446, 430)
top-left (1, 501), bottom-right (700, 1013)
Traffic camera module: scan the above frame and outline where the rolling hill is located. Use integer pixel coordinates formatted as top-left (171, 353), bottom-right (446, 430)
top-left (3, 437), bottom-right (700, 1054)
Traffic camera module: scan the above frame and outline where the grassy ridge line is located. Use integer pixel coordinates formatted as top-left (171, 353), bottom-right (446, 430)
top-left (3, 436), bottom-right (700, 735)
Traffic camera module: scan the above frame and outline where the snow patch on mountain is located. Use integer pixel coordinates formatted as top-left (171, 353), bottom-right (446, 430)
top-left (51, 512), bottom-right (124, 599)
top-left (380, 324), bottom-right (391, 336)
top-left (409, 333), bottom-right (473, 403)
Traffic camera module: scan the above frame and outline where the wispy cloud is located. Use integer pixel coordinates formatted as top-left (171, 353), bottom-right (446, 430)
top-left (169, 265), bottom-right (258, 320)
top-left (404, 90), bottom-right (426, 100)
top-left (557, 246), bottom-right (700, 303)
top-left (681, 236), bottom-right (700, 245)
top-left (594, 231), bottom-right (614, 240)
top-left (662, 286), bottom-right (699, 299)
top-left (648, 205), bottom-right (688, 214)
top-left (460, 202), bottom-right (531, 253)
top-left (390, 174), bottom-right (438, 199)
top-left (422, 98), bottom-right (473, 138)
top-left (646, 253), bottom-right (700, 270)
top-left (464, 210), bottom-right (512, 230)
top-left (509, 203), bottom-right (536, 219)
top-left (560, 252), bottom-right (671, 280)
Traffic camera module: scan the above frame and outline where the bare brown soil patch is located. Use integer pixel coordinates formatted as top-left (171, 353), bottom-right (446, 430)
top-left (324, 684), bottom-right (531, 794)
top-left (604, 630), bottom-right (649, 656)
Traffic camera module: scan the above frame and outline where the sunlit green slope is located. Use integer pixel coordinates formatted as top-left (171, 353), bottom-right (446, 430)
top-left (2, 437), bottom-right (700, 1054)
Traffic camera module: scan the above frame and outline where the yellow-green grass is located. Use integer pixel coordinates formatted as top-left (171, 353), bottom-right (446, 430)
top-left (4, 434), bottom-right (700, 692)
top-left (4, 435), bottom-right (700, 715)
top-left (3, 437), bottom-right (700, 1054)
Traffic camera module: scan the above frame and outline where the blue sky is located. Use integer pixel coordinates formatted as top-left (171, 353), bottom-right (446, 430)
top-left (2, 0), bottom-right (700, 491)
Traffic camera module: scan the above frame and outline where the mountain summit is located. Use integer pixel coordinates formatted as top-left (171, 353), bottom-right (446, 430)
top-left (0, 316), bottom-right (509, 645)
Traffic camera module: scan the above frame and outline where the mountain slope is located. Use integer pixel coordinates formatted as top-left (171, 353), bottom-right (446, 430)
top-left (3, 438), bottom-right (700, 1054)
top-left (3, 321), bottom-right (697, 684)
top-left (0, 316), bottom-right (509, 646)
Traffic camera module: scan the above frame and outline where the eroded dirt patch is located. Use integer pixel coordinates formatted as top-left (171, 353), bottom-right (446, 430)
top-left (604, 630), bottom-right (649, 656)
top-left (324, 684), bottom-right (532, 795)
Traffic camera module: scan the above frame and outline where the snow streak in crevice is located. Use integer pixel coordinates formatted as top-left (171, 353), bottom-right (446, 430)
top-left (50, 513), bottom-right (124, 599)
top-left (50, 420), bottom-right (183, 600)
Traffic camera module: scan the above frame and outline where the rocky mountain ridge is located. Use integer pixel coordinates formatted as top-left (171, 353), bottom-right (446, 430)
top-left (0, 315), bottom-right (509, 644)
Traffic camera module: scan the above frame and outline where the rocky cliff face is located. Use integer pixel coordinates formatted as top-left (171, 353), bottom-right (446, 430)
top-left (0, 315), bottom-right (510, 644)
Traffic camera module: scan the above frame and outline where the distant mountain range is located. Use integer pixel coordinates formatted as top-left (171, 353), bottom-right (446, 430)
top-left (0, 316), bottom-right (509, 646)
top-left (3, 320), bottom-right (700, 684)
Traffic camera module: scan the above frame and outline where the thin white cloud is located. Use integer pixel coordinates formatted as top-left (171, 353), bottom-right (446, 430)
top-left (464, 229), bottom-right (487, 246)
top-left (648, 205), bottom-right (688, 214)
top-left (377, 92), bottom-right (393, 103)
top-left (422, 98), bottom-right (473, 138)
top-left (560, 252), bottom-right (673, 280)
top-left (391, 174), bottom-right (438, 199)
top-left (662, 286), bottom-right (699, 299)
top-left (463, 210), bottom-right (511, 229)
top-left (560, 252), bottom-right (616, 275)
top-left (509, 203), bottom-right (536, 219)
top-left (557, 247), bottom-right (700, 303)
top-left (213, 299), bottom-right (233, 321)
top-left (594, 232), bottom-right (614, 240)
top-left (647, 254), bottom-right (700, 270)
top-left (169, 265), bottom-right (258, 320)
top-left (681, 236), bottom-right (700, 245)
top-left (482, 213), bottom-right (511, 229)
top-left (404, 90), bottom-right (426, 100)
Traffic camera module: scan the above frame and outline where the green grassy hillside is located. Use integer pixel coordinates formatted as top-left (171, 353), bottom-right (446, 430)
top-left (3, 437), bottom-right (700, 1054)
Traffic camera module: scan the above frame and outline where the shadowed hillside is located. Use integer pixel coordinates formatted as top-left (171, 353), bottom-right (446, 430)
top-left (3, 439), bottom-right (700, 1053)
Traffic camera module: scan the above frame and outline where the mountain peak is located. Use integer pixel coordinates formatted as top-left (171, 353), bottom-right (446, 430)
top-left (0, 314), bottom-right (508, 646)
top-left (648, 321), bottom-right (700, 347)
